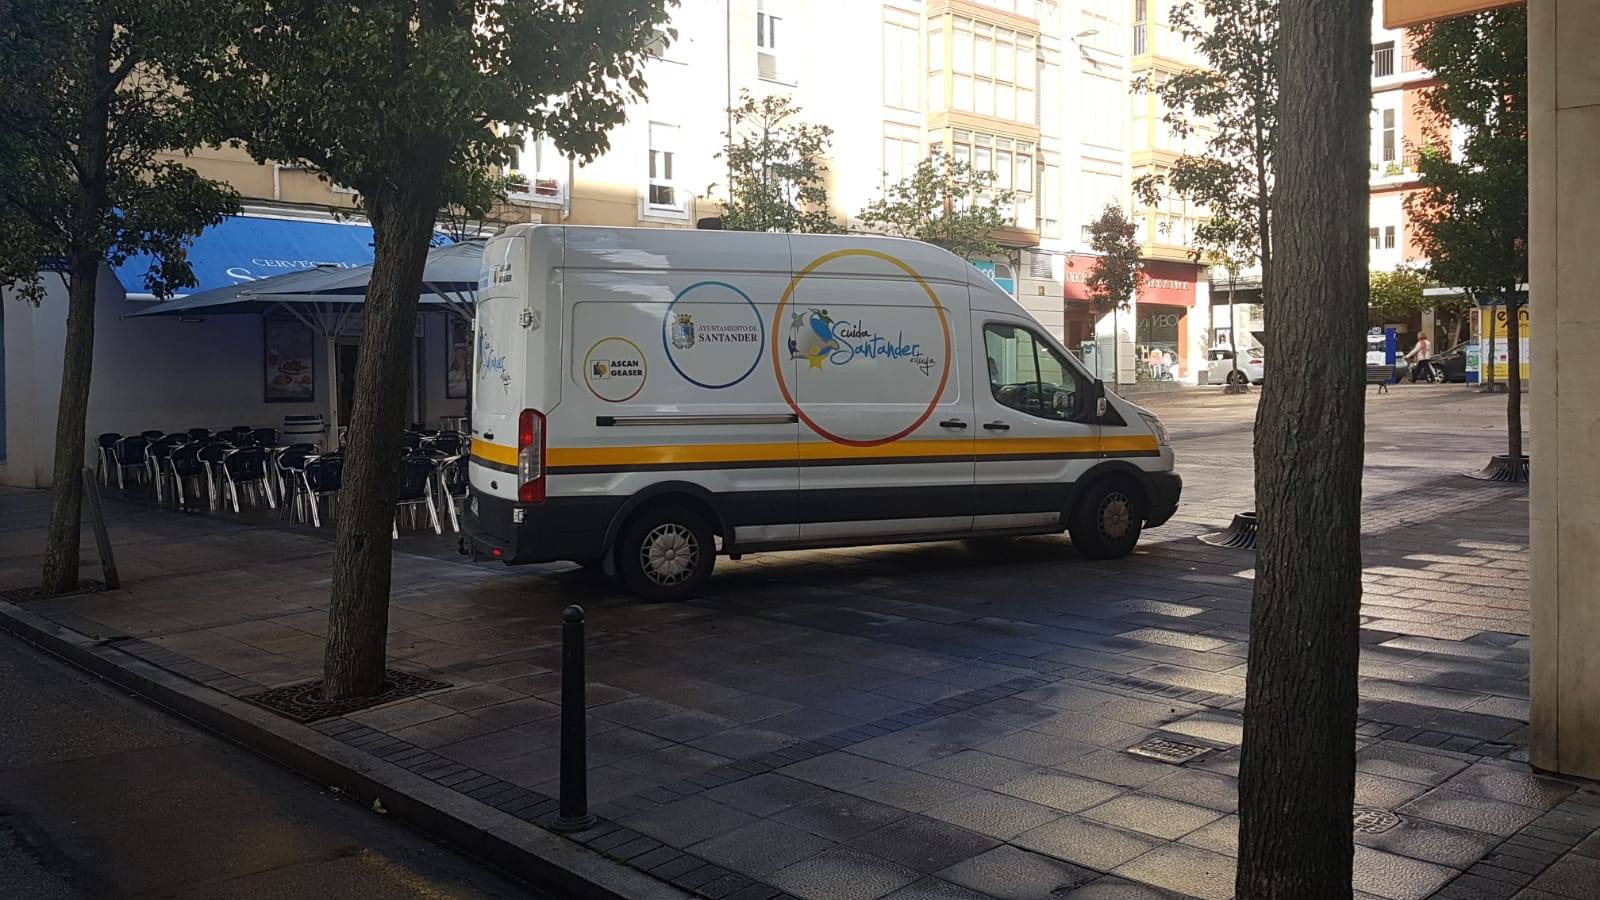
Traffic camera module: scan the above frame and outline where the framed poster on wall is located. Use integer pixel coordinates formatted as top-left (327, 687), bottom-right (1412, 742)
top-left (445, 315), bottom-right (471, 399)
top-left (264, 315), bottom-right (315, 403)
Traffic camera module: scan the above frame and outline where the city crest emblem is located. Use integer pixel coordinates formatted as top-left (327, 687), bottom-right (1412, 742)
top-left (670, 313), bottom-right (696, 350)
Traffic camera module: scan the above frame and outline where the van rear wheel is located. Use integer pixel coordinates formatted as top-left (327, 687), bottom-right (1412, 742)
top-left (1068, 479), bottom-right (1145, 560)
top-left (616, 506), bottom-right (714, 601)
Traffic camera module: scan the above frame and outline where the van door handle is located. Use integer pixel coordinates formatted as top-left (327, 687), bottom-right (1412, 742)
top-left (983, 421), bottom-right (1011, 431)
top-left (939, 419), bottom-right (968, 430)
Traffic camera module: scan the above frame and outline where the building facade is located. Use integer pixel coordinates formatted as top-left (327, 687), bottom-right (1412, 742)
top-left (4, 0), bottom-right (1227, 487)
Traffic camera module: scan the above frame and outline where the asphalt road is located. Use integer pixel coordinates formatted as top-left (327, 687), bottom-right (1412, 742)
top-left (0, 632), bottom-right (540, 899)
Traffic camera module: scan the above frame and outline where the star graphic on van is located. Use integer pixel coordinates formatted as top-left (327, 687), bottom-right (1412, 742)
top-left (808, 353), bottom-right (826, 369)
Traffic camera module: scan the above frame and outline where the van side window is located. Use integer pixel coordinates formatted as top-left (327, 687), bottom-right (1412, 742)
top-left (984, 323), bottom-right (1086, 421)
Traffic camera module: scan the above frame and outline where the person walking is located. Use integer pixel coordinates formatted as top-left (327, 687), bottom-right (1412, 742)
top-left (1405, 334), bottom-right (1434, 382)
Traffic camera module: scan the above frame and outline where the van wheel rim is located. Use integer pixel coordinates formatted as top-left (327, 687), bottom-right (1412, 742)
top-left (641, 524), bottom-right (698, 585)
top-left (1099, 493), bottom-right (1133, 542)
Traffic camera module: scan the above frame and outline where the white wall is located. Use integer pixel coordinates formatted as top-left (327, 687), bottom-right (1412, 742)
top-left (2, 268), bottom-right (466, 489)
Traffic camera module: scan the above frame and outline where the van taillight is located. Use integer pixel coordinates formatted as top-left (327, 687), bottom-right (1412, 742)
top-left (518, 409), bottom-right (545, 504)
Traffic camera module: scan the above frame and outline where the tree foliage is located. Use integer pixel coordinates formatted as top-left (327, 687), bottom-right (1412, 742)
top-left (1084, 205), bottom-right (1143, 313)
top-left (0, 0), bottom-right (238, 595)
top-left (857, 148), bottom-right (1015, 259)
top-left (0, 1), bottom-right (237, 304)
top-left (1132, 0), bottom-right (1277, 298)
top-left (1367, 266), bottom-right (1430, 320)
top-left (1406, 6), bottom-right (1527, 463)
top-left (1405, 10), bottom-right (1528, 298)
top-left (713, 91), bottom-right (839, 234)
top-left (176, 0), bottom-right (675, 698)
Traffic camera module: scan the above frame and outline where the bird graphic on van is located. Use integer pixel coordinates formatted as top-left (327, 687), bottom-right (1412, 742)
top-left (787, 307), bottom-right (936, 374)
top-left (477, 331), bottom-right (511, 393)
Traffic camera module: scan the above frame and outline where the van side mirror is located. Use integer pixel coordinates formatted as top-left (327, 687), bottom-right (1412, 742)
top-left (1093, 380), bottom-right (1108, 421)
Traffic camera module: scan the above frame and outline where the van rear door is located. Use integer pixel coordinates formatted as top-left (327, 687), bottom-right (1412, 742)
top-left (470, 233), bottom-right (531, 502)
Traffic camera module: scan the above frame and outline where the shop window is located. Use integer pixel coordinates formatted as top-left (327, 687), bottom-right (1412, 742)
top-left (1137, 309), bottom-right (1182, 382)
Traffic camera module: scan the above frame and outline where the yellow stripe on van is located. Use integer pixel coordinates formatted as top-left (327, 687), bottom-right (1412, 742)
top-left (470, 438), bottom-right (520, 467)
top-left (1101, 434), bottom-right (1162, 454)
top-left (543, 435), bottom-right (1158, 470)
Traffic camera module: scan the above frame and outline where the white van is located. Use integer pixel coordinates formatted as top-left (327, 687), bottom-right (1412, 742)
top-left (465, 225), bottom-right (1181, 600)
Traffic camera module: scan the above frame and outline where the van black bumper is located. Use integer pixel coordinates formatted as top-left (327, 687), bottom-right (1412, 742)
top-left (1142, 471), bottom-right (1183, 528)
top-left (464, 489), bottom-right (615, 565)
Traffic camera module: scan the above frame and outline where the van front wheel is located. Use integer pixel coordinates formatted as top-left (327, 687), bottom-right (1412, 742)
top-left (1068, 479), bottom-right (1145, 560)
top-left (616, 506), bottom-right (714, 601)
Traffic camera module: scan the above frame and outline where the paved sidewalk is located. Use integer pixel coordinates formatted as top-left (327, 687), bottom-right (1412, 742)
top-left (4, 388), bottom-right (1594, 900)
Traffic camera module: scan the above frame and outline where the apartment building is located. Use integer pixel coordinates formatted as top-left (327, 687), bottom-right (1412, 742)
top-left (1368, 7), bottom-right (1436, 275)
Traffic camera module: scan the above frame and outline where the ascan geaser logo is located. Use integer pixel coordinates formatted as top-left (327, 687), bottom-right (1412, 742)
top-left (583, 336), bottom-right (647, 403)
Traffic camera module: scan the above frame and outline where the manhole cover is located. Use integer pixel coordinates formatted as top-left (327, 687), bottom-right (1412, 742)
top-left (1127, 737), bottom-right (1213, 765)
top-left (1353, 807), bottom-right (1401, 834)
top-left (241, 669), bottom-right (450, 723)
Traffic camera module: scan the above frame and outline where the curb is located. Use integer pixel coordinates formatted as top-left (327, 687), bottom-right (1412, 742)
top-left (0, 599), bottom-right (688, 900)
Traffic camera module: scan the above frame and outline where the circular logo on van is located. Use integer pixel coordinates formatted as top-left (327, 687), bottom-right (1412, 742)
top-left (771, 249), bottom-right (952, 447)
top-left (583, 336), bottom-right (647, 403)
top-left (662, 281), bottom-right (765, 390)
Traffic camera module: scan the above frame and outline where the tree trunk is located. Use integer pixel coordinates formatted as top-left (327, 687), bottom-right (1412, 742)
top-left (322, 167), bottom-right (446, 700)
top-left (40, 249), bottom-right (102, 595)
top-left (1506, 296), bottom-right (1523, 463)
top-left (1237, 1), bottom-right (1369, 897)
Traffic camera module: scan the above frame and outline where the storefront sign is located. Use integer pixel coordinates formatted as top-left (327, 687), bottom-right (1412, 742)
top-left (1478, 303), bottom-right (1531, 382)
top-left (1138, 261), bottom-right (1199, 307)
top-left (1063, 256), bottom-right (1199, 307)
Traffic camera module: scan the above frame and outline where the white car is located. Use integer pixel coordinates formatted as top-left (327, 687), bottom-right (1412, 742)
top-left (1206, 348), bottom-right (1264, 385)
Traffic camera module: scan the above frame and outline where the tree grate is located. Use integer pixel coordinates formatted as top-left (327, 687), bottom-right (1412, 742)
top-left (241, 670), bottom-right (450, 723)
top-left (1126, 736), bottom-right (1214, 765)
top-left (1353, 806), bottom-right (1402, 834)
top-left (0, 580), bottom-right (109, 603)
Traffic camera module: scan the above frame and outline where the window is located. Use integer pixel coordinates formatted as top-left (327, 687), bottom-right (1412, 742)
top-left (757, 1), bottom-right (791, 83)
top-left (1133, 0), bottom-right (1148, 54)
top-left (1373, 41), bottom-right (1395, 78)
top-left (947, 16), bottom-right (1035, 124)
top-left (947, 130), bottom-right (1035, 227)
top-left (506, 134), bottom-right (565, 203)
top-left (882, 135), bottom-right (919, 190)
top-left (1041, 153), bottom-right (1061, 238)
top-left (1369, 227), bottom-right (1381, 250)
top-left (883, 19), bottom-right (919, 110)
top-left (1080, 170), bottom-right (1122, 240)
top-left (1384, 225), bottom-right (1397, 249)
top-left (647, 122), bottom-right (677, 208)
top-left (1382, 108), bottom-right (1397, 163)
top-left (757, 7), bottom-right (780, 50)
top-left (984, 323), bottom-right (1087, 421)
top-left (1083, 74), bottom-right (1123, 150)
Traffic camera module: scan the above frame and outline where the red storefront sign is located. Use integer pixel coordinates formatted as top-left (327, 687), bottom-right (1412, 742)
top-left (1063, 254), bottom-right (1198, 307)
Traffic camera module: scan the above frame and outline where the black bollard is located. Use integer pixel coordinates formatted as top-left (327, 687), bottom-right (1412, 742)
top-left (552, 604), bottom-right (595, 832)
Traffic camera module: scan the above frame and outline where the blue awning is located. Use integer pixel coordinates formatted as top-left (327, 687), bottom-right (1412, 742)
top-left (113, 214), bottom-right (380, 300)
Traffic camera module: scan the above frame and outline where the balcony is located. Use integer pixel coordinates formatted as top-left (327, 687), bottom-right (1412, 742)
top-left (505, 173), bottom-right (566, 206)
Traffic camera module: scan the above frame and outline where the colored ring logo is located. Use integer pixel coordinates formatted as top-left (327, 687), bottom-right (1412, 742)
top-left (662, 281), bottom-right (766, 390)
top-left (583, 336), bottom-right (647, 403)
top-left (770, 249), bottom-right (953, 447)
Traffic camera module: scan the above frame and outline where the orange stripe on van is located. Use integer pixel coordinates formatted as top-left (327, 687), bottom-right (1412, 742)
top-left (470, 438), bottom-right (519, 467)
top-left (543, 435), bottom-right (1158, 470)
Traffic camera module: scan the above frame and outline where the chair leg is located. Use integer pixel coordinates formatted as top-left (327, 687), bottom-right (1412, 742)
top-left (393, 517), bottom-right (400, 540)
top-left (263, 478), bottom-right (277, 510)
top-left (117, 465), bottom-right (125, 490)
top-left (229, 478), bottom-right (241, 514)
top-left (426, 492), bottom-right (442, 535)
top-left (447, 492), bottom-right (461, 533)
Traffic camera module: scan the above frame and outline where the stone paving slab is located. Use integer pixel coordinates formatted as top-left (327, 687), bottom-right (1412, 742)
top-left (2, 389), bottom-right (1590, 899)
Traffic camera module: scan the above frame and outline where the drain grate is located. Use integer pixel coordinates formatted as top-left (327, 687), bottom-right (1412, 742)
top-left (241, 669), bottom-right (450, 723)
top-left (1126, 736), bottom-right (1214, 765)
top-left (0, 580), bottom-right (109, 603)
top-left (1353, 807), bottom-right (1401, 834)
